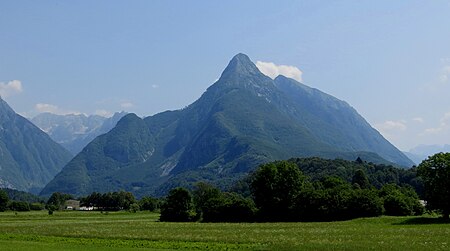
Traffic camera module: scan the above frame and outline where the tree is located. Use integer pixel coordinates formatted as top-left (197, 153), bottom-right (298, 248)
top-left (418, 152), bottom-right (450, 218)
top-left (251, 161), bottom-right (305, 221)
top-left (192, 182), bottom-right (256, 222)
top-left (113, 191), bottom-right (136, 210)
top-left (379, 184), bottom-right (424, 216)
top-left (46, 192), bottom-right (73, 210)
top-left (192, 182), bottom-right (222, 220)
top-left (0, 190), bottom-right (9, 212)
top-left (8, 201), bottom-right (30, 212)
top-left (129, 203), bottom-right (140, 213)
top-left (160, 188), bottom-right (196, 222)
top-left (215, 192), bottom-right (256, 222)
top-left (139, 196), bottom-right (159, 211)
top-left (352, 169), bottom-right (371, 189)
top-left (347, 189), bottom-right (383, 218)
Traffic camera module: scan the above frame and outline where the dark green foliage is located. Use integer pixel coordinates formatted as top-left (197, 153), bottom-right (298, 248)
top-left (249, 160), bottom-right (421, 222)
top-left (293, 178), bottom-right (384, 221)
top-left (0, 97), bottom-right (72, 192)
top-left (290, 157), bottom-right (422, 195)
top-left (8, 201), bottom-right (30, 211)
top-left (1, 188), bottom-right (44, 203)
top-left (0, 190), bottom-right (8, 212)
top-left (417, 152), bottom-right (450, 218)
top-left (379, 184), bottom-right (424, 216)
top-left (80, 192), bottom-right (101, 208)
top-left (348, 189), bottom-right (383, 218)
top-left (129, 203), bottom-right (140, 213)
top-left (295, 177), bottom-right (356, 221)
top-left (383, 194), bottom-right (411, 216)
top-left (41, 54), bottom-right (412, 198)
top-left (139, 196), bottom-right (160, 211)
top-left (47, 204), bottom-right (58, 214)
top-left (29, 203), bottom-right (45, 211)
top-left (251, 161), bottom-right (305, 221)
top-left (193, 182), bottom-right (255, 222)
top-left (46, 192), bottom-right (73, 210)
top-left (160, 188), bottom-right (196, 222)
top-left (80, 191), bottom-right (136, 211)
top-left (352, 169), bottom-right (371, 189)
top-left (193, 182), bottom-right (223, 219)
top-left (208, 193), bottom-right (256, 222)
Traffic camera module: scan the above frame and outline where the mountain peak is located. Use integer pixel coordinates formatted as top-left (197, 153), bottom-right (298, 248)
top-left (220, 53), bottom-right (260, 78)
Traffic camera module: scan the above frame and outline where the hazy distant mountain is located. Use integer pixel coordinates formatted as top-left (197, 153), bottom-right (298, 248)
top-left (0, 97), bottom-right (72, 193)
top-left (31, 112), bottom-right (127, 155)
top-left (404, 144), bottom-right (450, 165)
top-left (409, 144), bottom-right (450, 156)
top-left (41, 53), bottom-right (413, 197)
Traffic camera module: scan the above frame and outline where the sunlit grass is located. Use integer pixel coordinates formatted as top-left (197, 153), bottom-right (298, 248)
top-left (0, 211), bottom-right (449, 250)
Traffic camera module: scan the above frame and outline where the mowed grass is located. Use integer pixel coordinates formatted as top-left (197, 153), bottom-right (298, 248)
top-left (0, 211), bottom-right (449, 250)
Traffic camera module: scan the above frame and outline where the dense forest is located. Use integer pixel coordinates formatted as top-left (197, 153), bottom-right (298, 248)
top-left (159, 160), bottom-right (424, 222)
top-left (0, 156), bottom-right (440, 223)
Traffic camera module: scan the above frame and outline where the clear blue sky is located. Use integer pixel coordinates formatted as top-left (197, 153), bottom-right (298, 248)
top-left (1, 1), bottom-right (449, 151)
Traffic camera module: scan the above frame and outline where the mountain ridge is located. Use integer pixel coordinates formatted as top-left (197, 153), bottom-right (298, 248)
top-left (0, 97), bottom-right (73, 193)
top-left (41, 53), bottom-right (413, 197)
top-left (31, 111), bottom-right (127, 155)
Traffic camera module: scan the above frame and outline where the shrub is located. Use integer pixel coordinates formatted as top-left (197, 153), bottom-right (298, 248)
top-left (160, 188), bottom-right (196, 222)
top-left (9, 201), bottom-right (30, 212)
top-left (30, 203), bottom-right (45, 211)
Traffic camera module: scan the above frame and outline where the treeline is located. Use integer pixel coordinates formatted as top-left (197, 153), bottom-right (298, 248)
top-left (0, 188), bottom-right (47, 212)
top-left (291, 157), bottom-right (423, 196)
top-left (80, 191), bottom-right (160, 212)
top-left (156, 157), bottom-right (424, 199)
top-left (47, 191), bottom-right (161, 212)
top-left (159, 161), bottom-right (424, 222)
top-left (0, 157), bottom-right (426, 221)
top-left (0, 189), bottom-right (161, 213)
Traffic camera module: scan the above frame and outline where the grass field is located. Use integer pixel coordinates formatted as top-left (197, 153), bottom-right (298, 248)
top-left (0, 211), bottom-right (449, 250)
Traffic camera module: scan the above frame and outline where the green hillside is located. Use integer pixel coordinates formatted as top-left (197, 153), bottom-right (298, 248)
top-left (0, 97), bottom-right (73, 193)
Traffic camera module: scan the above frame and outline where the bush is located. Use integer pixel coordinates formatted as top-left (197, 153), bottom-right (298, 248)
top-left (129, 203), bottom-right (140, 213)
top-left (9, 201), bottom-right (30, 212)
top-left (0, 190), bottom-right (8, 212)
top-left (29, 203), bottom-right (45, 211)
top-left (348, 189), bottom-right (383, 218)
top-left (160, 188), bottom-right (196, 222)
top-left (139, 196), bottom-right (159, 211)
top-left (200, 192), bottom-right (256, 222)
top-left (383, 195), bottom-right (411, 216)
top-left (379, 184), bottom-right (424, 216)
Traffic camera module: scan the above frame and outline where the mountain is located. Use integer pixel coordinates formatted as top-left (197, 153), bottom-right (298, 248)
top-left (410, 144), bottom-right (450, 157)
top-left (0, 97), bottom-right (73, 193)
top-left (31, 112), bottom-right (127, 155)
top-left (402, 152), bottom-right (424, 165)
top-left (41, 53), bottom-right (413, 197)
top-left (404, 144), bottom-right (450, 165)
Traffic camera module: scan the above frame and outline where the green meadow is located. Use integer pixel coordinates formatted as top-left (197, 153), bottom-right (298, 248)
top-left (0, 211), bottom-right (449, 250)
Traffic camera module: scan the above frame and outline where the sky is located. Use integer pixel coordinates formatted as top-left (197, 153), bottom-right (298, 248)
top-left (1, 1), bottom-right (450, 151)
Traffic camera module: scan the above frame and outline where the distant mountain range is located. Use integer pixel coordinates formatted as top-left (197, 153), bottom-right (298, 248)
top-left (0, 97), bottom-right (72, 193)
top-left (41, 53), bottom-right (413, 197)
top-left (404, 144), bottom-right (450, 165)
top-left (31, 112), bottom-right (127, 155)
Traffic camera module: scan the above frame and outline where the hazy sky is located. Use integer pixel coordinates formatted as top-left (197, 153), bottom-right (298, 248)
top-left (1, 1), bottom-right (450, 151)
